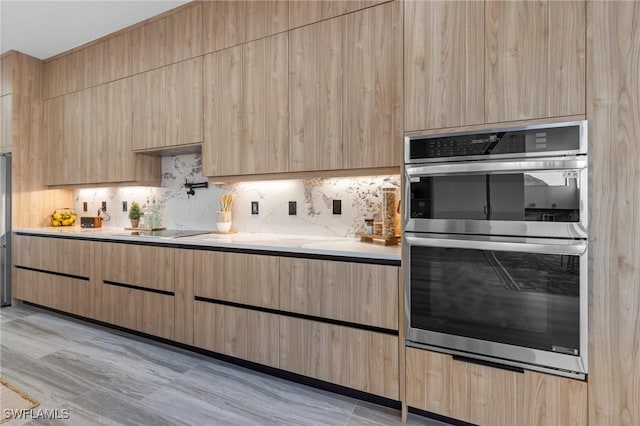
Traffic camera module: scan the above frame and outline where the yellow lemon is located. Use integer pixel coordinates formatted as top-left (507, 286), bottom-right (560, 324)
top-left (53, 213), bottom-right (62, 220)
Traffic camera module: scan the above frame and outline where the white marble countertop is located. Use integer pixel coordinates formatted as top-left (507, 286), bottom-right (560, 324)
top-left (13, 227), bottom-right (401, 263)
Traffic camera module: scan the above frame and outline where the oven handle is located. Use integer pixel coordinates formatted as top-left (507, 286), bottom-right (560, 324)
top-left (405, 157), bottom-right (587, 177)
top-left (404, 235), bottom-right (587, 255)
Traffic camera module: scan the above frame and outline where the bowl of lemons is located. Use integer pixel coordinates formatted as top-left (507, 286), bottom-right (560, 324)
top-left (51, 209), bottom-right (77, 227)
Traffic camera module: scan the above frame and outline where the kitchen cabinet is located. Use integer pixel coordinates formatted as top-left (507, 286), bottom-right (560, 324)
top-left (100, 242), bottom-right (174, 293)
top-left (132, 57), bottom-right (203, 152)
top-left (202, 1), bottom-right (287, 54)
top-left (405, 347), bottom-right (587, 426)
top-left (131, 3), bottom-right (202, 75)
top-left (289, 17), bottom-right (343, 172)
top-left (485, 1), bottom-right (585, 123)
top-left (194, 301), bottom-right (280, 367)
top-left (203, 33), bottom-right (288, 177)
top-left (342, 2), bottom-right (401, 169)
top-left (45, 78), bottom-right (159, 186)
top-left (404, 1), bottom-right (485, 131)
top-left (12, 235), bottom-right (93, 317)
top-left (279, 257), bottom-right (398, 330)
top-left (1, 53), bottom-right (13, 95)
top-left (279, 316), bottom-right (399, 399)
top-left (404, 0), bottom-right (585, 131)
top-left (0, 95), bottom-right (11, 153)
top-left (194, 251), bottom-right (279, 309)
top-left (83, 31), bottom-right (133, 89)
top-left (288, 0), bottom-right (388, 30)
top-left (202, 46), bottom-right (242, 177)
top-left (42, 49), bottom-right (86, 100)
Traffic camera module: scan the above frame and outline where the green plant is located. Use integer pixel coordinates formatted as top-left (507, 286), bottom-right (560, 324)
top-left (128, 201), bottom-right (141, 220)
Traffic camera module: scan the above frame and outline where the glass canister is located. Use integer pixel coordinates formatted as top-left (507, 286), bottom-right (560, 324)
top-left (382, 186), bottom-right (397, 237)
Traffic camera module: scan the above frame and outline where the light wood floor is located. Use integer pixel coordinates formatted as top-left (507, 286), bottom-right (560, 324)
top-left (0, 304), bottom-right (447, 426)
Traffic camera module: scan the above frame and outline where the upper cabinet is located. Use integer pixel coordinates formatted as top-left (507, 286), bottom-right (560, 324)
top-left (132, 57), bottom-right (203, 151)
top-left (82, 31), bottom-right (133, 89)
top-left (0, 95), bottom-right (11, 153)
top-left (485, 1), bottom-right (585, 123)
top-left (131, 3), bottom-right (203, 75)
top-left (1, 53), bottom-right (14, 96)
top-left (289, 17), bottom-right (343, 172)
top-left (45, 78), bottom-right (159, 186)
top-left (288, 0), bottom-right (388, 29)
top-left (404, 1), bottom-right (485, 131)
top-left (405, 0), bottom-right (585, 132)
top-left (202, 1), bottom-right (288, 54)
top-left (203, 33), bottom-right (288, 176)
top-left (342, 2), bottom-right (401, 169)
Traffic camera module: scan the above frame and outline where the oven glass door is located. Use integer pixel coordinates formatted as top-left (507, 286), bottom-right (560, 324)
top-left (405, 233), bottom-right (587, 373)
top-left (405, 157), bottom-right (587, 238)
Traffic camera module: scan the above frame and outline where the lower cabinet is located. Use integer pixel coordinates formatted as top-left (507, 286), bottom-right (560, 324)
top-left (194, 301), bottom-right (279, 368)
top-left (13, 268), bottom-right (90, 317)
top-left (93, 283), bottom-right (174, 340)
top-left (405, 347), bottom-right (587, 426)
top-left (279, 316), bottom-right (399, 400)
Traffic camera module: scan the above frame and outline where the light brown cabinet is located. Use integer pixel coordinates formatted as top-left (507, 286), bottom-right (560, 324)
top-left (343, 2), bottom-right (401, 169)
top-left (202, 1), bottom-right (287, 54)
top-left (42, 50), bottom-right (86, 100)
top-left (0, 94), bottom-right (11, 153)
top-left (1, 53), bottom-right (13, 96)
top-left (404, 0), bottom-right (585, 132)
top-left (132, 57), bottom-right (203, 151)
top-left (193, 251), bottom-right (279, 309)
top-left (404, 1), bottom-right (485, 131)
top-left (45, 78), bottom-right (159, 186)
top-left (82, 31), bottom-right (134, 89)
top-left (288, 0), bottom-right (388, 30)
top-left (279, 257), bottom-right (398, 330)
top-left (203, 33), bottom-right (288, 177)
top-left (131, 3), bottom-right (202, 75)
top-left (194, 301), bottom-right (280, 367)
top-left (405, 348), bottom-right (587, 426)
top-left (100, 242), bottom-right (174, 293)
top-left (289, 17), bottom-right (343, 172)
top-left (279, 316), bottom-right (399, 399)
top-left (12, 235), bottom-right (93, 317)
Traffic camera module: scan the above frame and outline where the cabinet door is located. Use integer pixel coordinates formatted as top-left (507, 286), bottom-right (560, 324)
top-left (194, 301), bottom-right (280, 367)
top-left (279, 258), bottom-right (398, 329)
top-left (100, 243), bottom-right (174, 292)
top-left (404, 1), bottom-right (484, 131)
top-left (1, 53), bottom-right (13, 95)
top-left (485, 1), bottom-right (585, 123)
top-left (519, 371), bottom-right (587, 426)
top-left (193, 251), bottom-right (279, 309)
top-left (44, 97), bottom-right (65, 185)
top-left (203, 47), bottom-right (243, 177)
top-left (343, 2), bottom-right (401, 169)
top-left (289, 17), bottom-right (343, 172)
top-left (0, 94), bottom-right (11, 153)
top-left (288, 0), bottom-right (387, 29)
top-left (104, 78), bottom-right (134, 183)
top-left (131, 4), bottom-right (202, 74)
top-left (202, 1), bottom-right (247, 54)
top-left (133, 57), bottom-right (203, 151)
top-left (63, 90), bottom-right (84, 184)
top-left (242, 33), bottom-right (289, 174)
top-left (279, 316), bottom-right (399, 399)
top-left (84, 31), bottom-right (133, 88)
top-left (245, 1), bottom-right (288, 42)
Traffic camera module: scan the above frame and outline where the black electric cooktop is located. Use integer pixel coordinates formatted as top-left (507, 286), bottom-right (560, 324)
top-left (121, 229), bottom-right (211, 238)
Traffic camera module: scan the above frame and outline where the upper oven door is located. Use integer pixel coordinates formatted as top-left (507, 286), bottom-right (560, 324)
top-left (404, 156), bottom-right (588, 239)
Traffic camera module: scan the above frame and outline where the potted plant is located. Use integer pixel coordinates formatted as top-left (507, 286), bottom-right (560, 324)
top-left (128, 201), bottom-right (141, 228)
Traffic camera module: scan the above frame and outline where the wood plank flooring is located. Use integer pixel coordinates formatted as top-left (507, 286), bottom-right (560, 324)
top-left (0, 304), bottom-right (446, 426)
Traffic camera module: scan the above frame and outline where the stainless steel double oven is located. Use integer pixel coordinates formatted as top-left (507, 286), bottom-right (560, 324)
top-left (403, 121), bottom-right (588, 379)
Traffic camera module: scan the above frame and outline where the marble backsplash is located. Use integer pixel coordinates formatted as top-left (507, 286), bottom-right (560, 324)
top-left (74, 154), bottom-right (400, 237)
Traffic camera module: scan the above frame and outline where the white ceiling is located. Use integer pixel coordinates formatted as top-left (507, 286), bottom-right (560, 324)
top-left (0, 0), bottom-right (190, 59)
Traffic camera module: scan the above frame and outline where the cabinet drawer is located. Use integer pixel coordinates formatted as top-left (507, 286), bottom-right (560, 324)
top-left (13, 267), bottom-right (90, 317)
top-left (94, 283), bottom-right (174, 340)
top-left (279, 258), bottom-right (398, 330)
top-left (194, 301), bottom-right (279, 368)
top-left (279, 316), bottom-right (399, 399)
top-left (100, 243), bottom-right (174, 292)
top-left (13, 235), bottom-right (91, 278)
top-left (194, 251), bottom-right (279, 309)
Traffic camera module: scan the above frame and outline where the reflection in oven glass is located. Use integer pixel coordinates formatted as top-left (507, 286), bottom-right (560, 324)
top-left (411, 247), bottom-right (580, 354)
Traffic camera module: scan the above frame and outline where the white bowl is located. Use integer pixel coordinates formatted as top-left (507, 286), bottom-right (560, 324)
top-left (216, 222), bottom-right (232, 233)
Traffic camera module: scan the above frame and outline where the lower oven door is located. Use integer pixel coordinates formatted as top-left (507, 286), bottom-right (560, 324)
top-left (404, 232), bottom-right (587, 377)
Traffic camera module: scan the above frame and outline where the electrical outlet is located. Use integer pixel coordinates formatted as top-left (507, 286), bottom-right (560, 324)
top-left (288, 201), bottom-right (297, 216)
top-left (332, 199), bottom-right (342, 215)
top-left (122, 201), bottom-right (128, 212)
top-left (251, 201), bottom-right (259, 215)
top-left (101, 201), bottom-right (107, 212)
top-left (83, 202), bottom-right (88, 212)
